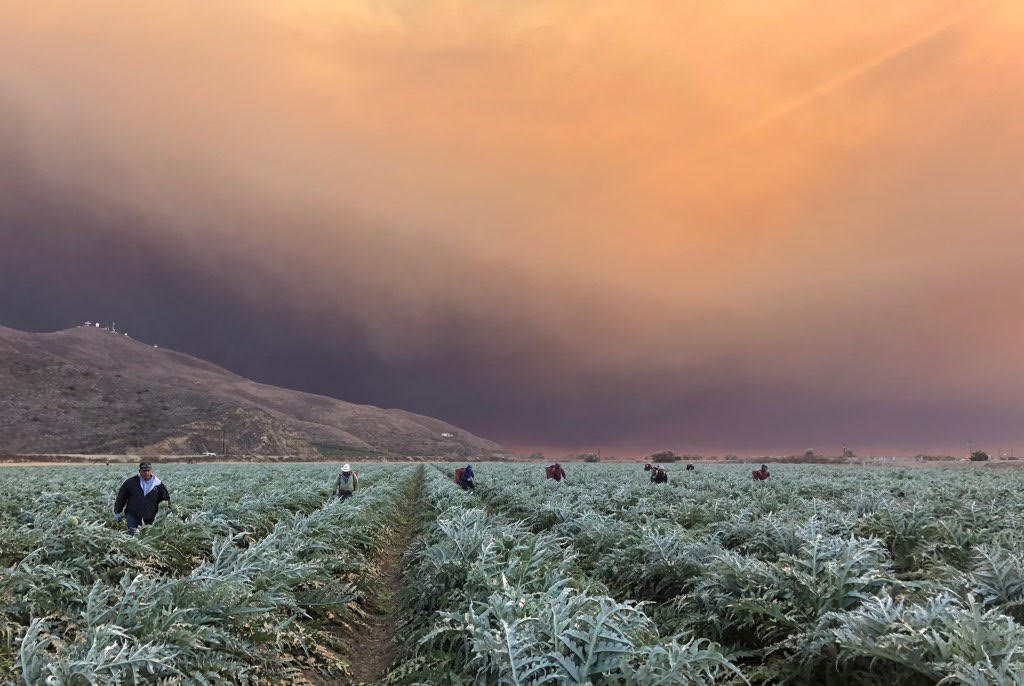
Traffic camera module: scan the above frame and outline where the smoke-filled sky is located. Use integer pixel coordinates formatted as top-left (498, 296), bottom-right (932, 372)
top-left (2, 0), bottom-right (1023, 457)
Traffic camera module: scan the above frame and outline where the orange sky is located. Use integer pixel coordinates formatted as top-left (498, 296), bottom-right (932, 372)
top-left (2, 1), bottom-right (1023, 455)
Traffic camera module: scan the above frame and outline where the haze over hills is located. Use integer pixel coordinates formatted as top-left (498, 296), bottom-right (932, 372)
top-left (0, 324), bottom-right (508, 458)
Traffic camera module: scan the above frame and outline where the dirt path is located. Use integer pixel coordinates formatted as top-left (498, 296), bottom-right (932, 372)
top-left (343, 467), bottom-right (423, 686)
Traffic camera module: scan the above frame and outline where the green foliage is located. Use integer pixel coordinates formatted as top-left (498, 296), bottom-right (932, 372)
top-left (6, 462), bottom-right (1024, 685)
top-left (959, 545), bottom-right (1024, 621)
top-left (0, 463), bottom-right (415, 684)
top-left (621, 637), bottom-right (747, 685)
top-left (826, 593), bottom-right (1024, 683)
top-left (447, 462), bottom-right (1024, 685)
top-left (391, 467), bottom-right (744, 685)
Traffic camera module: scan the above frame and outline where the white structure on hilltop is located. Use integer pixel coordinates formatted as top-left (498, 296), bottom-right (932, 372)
top-left (441, 432), bottom-right (454, 438)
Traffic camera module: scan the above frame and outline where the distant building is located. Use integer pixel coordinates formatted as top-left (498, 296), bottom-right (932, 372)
top-left (441, 432), bottom-right (454, 438)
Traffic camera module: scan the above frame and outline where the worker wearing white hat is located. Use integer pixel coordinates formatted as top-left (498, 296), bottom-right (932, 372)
top-left (334, 464), bottom-right (358, 501)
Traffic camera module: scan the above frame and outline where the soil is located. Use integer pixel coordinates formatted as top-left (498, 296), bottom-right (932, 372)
top-left (342, 467), bottom-right (423, 685)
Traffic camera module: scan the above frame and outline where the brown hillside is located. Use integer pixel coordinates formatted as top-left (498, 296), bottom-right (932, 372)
top-left (0, 325), bottom-right (507, 457)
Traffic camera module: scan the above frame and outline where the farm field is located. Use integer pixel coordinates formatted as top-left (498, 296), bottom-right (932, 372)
top-left (3, 463), bottom-right (1024, 684)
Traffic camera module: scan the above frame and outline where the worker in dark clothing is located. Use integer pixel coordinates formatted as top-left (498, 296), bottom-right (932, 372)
top-left (644, 463), bottom-right (668, 483)
top-left (458, 464), bottom-right (475, 490)
top-left (114, 462), bottom-right (171, 533)
top-left (545, 463), bottom-right (567, 481)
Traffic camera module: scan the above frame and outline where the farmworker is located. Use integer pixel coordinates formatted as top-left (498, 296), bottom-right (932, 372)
top-left (545, 463), bottom-right (567, 481)
top-left (644, 463), bottom-right (668, 484)
top-left (685, 464), bottom-right (695, 471)
top-left (458, 464), bottom-right (475, 490)
top-left (752, 464), bottom-right (770, 481)
top-left (335, 464), bottom-right (358, 500)
top-left (113, 462), bottom-right (171, 533)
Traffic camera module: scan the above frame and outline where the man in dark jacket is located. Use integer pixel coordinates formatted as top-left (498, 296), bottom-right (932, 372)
top-left (644, 463), bottom-right (668, 483)
top-left (114, 462), bottom-right (171, 533)
top-left (458, 464), bottom-right (475, 490)
top-left (545, 463), bottom-right (567, 481)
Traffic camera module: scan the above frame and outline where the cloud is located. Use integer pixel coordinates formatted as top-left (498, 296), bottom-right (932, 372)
top-left (1, 0), bottom-right (1022, 454)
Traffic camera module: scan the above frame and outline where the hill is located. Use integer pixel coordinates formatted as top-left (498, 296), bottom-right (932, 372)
top-left (0, 324), bottom-right (508, 458)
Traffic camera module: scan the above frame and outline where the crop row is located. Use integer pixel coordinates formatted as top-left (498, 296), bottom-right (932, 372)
top-left (1, 464), bottom-right (417, 684)
top-left (466, 463), bottom-right (1024, 684)
top-left (6, 463), bottom-right (1024, 685)
top-left (383, 465), bottom-right (745, 685)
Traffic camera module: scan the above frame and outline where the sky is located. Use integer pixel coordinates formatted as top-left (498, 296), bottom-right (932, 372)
top-left (1, 0), bottom-right (1023, 457)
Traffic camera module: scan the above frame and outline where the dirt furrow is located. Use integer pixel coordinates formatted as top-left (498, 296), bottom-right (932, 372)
top-left (343, 466), bottom-right (423, 685)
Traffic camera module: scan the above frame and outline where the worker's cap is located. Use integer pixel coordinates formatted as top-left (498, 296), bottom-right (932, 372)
top-left (139, 462), bottom-right (152, 471)
top-left (342, 464), bottom-right (351, 472)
